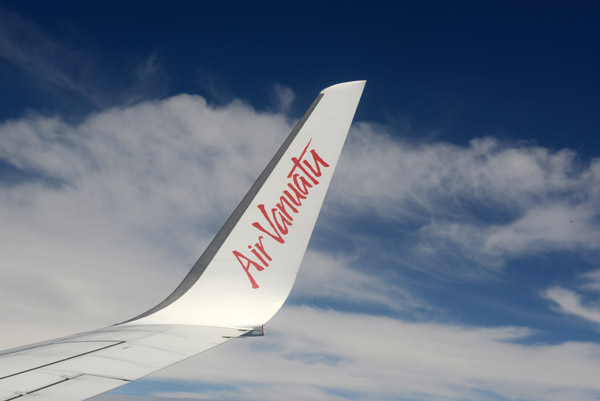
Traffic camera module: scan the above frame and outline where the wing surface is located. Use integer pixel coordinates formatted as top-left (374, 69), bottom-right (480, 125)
top-left (0, 324), bottom-right (248, 400)
top-left (0, 81), bottom-right (366, 401)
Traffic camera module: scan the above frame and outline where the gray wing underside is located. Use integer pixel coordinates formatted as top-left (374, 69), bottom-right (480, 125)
top-left (0, 324), bottom-right (250, 401)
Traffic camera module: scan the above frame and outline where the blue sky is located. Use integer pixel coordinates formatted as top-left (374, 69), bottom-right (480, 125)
top-left (1, 1), bottom-right (600, 401)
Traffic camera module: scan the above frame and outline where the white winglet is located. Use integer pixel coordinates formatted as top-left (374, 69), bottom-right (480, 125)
top-left (0, 82), bottom-right (365, 401)
top-left (128, 81), bottom-right (366, 328)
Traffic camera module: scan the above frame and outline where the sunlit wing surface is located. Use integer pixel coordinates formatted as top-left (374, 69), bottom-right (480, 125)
top-left (0, 81), bottom-right (366, 401)
top-left (0, 325), bottom-right (245, 401)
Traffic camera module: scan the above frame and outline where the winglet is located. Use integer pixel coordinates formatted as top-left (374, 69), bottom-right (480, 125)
top-left (127, 81), bottom-right (366, 328)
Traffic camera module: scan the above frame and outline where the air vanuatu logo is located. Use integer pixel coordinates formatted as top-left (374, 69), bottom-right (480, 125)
top-left (233, 139), bottom-right (329, 289)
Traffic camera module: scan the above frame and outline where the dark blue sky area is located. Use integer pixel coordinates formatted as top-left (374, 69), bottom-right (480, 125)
top-left (1, 1), bottom-right (600, 157)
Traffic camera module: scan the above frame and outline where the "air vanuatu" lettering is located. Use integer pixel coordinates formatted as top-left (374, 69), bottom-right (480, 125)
top-left (232, 139), bottom-right (329, 288)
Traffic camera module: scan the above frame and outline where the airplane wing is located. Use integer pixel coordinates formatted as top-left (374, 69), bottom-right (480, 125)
top-left (0, 81), bottom-right (366, 401)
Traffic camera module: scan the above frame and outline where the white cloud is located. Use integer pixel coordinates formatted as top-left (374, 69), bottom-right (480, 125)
top-left (270, 83), bottom-right (295, 114)
top-left (581, 269), bottom-right (600, 292)
top-left (331, 125), bottom-right (600, 272)
top-left (543, 286), bottom-right (600, 325)
top-left (483, 203), bottom-right (600, 254)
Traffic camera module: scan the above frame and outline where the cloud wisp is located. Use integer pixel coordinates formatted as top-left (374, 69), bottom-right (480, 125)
top-left (543, 287), bottom-right (600, 325)
top-left (0, 8), bottom-right (168, 112)
top-left (542, 269), bottom-right (600, 327)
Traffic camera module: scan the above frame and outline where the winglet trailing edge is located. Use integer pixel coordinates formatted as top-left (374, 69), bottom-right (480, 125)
top-left (126, 81), bottom-right (366, 329)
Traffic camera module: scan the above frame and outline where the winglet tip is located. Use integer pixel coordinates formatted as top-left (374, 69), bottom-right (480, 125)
top-left (320, 80), bottom-right (366, 95)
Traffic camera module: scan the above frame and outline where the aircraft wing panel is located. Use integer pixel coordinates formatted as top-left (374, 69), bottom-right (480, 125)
top-left (0, 324), bottom-right (245, 401)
